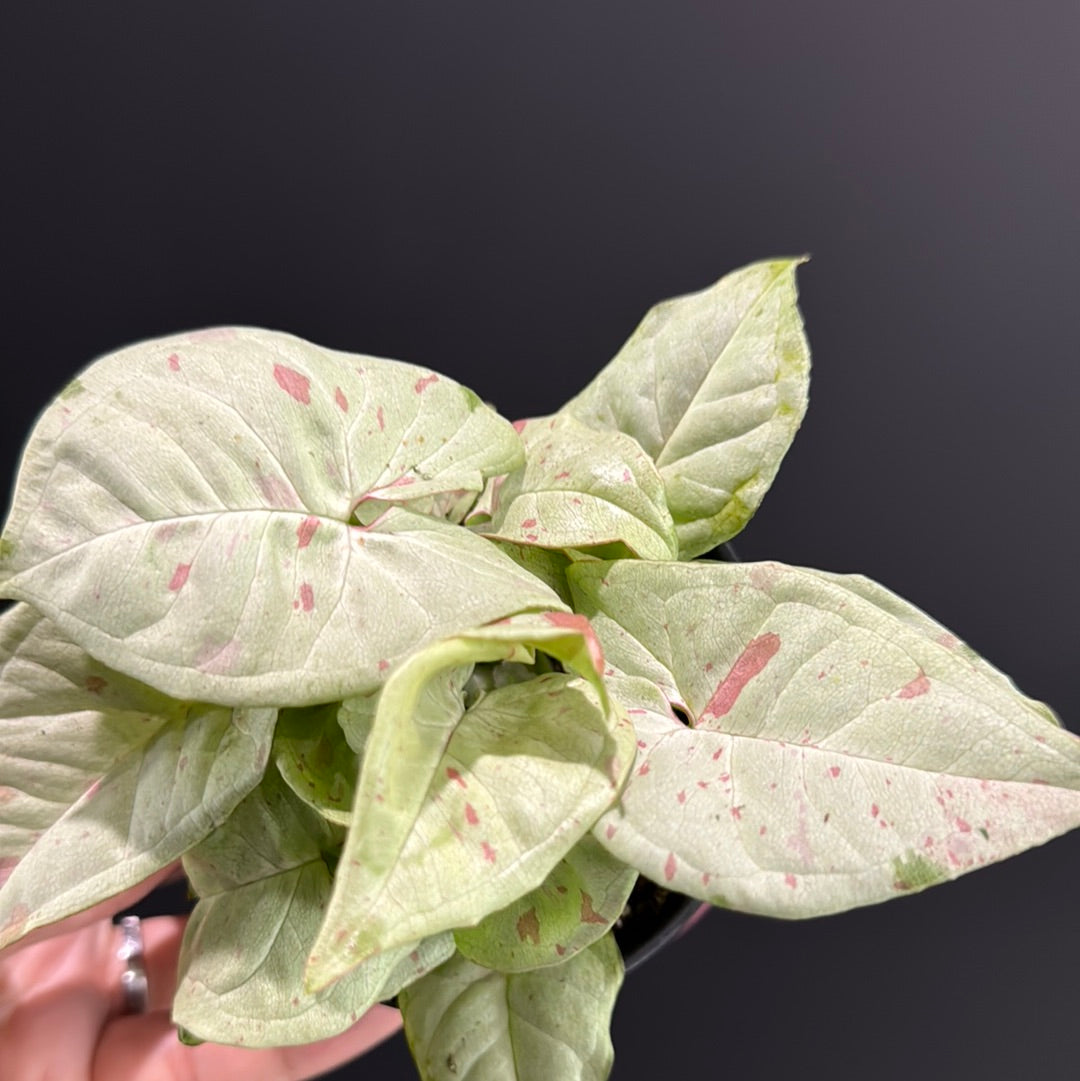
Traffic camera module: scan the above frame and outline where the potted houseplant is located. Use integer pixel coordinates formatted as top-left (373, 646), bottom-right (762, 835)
top-left (0, 258), bottom-right (1076, 1080)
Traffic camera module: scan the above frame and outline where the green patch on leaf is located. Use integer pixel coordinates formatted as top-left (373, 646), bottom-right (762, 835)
top-left (892, 852), bottom-right (947, 892)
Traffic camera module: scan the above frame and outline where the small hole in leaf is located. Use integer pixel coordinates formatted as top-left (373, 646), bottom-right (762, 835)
top-left (671, 705), bottom-right (692, 727)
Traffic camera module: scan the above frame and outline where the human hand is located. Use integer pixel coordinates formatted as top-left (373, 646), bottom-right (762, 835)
top-left (0, 864), bottom-right (402, 1081)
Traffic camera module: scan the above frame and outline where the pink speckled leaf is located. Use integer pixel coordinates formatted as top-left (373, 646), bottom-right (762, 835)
top-left (0, 328), bottom-right (557, 706)
top-left (0, 698), bottom-right (275, 949)
top-left (306, 614), bottom-right (635, 990)
top-left (478, 414), bottom-right (677, 560)
top-left (562, 259), bottom-right (810, 558)
top-left (175, 769), bottom-right (453, 1047)
top-left (570, 559), bottom-right (1080, 917)
top-left (400, 935), bottom-right (622, 1081)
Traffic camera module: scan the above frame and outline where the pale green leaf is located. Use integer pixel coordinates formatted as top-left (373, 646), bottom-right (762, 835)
top-left (562, 260), bottom-right (810, 558)
top-left (570, 559), bottom-right (1080, 917)
top-left (0, 604), bottom-right (181, 880)
top-left (307, 614), bottom-right (635, 990)
top-left (175, 770), bottom-right (452, 1047)
top-left (275, 703), bottom-right (359, 827)
top-left (479, 415), bottom-right (677, 560)
top-left (488, 541), bottom-right (574, 607)
top-left (0, 328), bottom-right (564, 706)
top-left (400, 936), bottom-right (623, 1081)
top-left (454, 833), bottom-right (636, 972)
top-left (0, 701), bottom-right (275, 948)
top-left (0, 506), bottom-right (560, 708)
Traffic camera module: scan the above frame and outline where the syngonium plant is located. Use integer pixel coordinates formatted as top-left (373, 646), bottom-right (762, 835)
top-left (1, 259), bottom-right (1078, 1079)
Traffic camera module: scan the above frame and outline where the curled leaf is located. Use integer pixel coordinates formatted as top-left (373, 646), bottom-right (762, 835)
top-left (306, 614), bottom-right (634, 990)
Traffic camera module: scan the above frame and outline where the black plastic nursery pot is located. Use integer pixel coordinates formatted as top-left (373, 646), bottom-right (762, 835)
top-left (613, 878), bottom-right (709, 975)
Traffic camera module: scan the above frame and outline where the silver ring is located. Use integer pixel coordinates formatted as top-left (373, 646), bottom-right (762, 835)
top-left (116, 915), bottom-right (149, 1015)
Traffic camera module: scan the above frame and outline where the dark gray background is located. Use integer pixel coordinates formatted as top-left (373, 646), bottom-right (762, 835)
top-left (3, 3), bottom-right (1077, 1078)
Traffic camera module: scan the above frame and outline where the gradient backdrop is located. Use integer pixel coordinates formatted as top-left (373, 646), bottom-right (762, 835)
top-left (3, 4), bottom-right (1078, 1079)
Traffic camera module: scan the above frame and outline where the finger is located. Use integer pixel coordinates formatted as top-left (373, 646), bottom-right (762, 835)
top-left (0, 861), bottom-right (183, 959)
top-left (3, 913), bottom-right (186, 1009)
top-left (94, 1004), bottom-right (403, 1081)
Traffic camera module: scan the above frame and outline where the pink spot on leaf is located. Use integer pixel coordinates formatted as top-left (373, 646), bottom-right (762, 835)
top-left (414, 373), bottom-right (439, 394)
top-left (334, 386), bottom-right (349, 412)
top-left (541, 612), bottom-right (605, 673)
top-left (296, 516), bottom-right (320, 548)
top-left (464, 803), bottom-right (479, 826)
top-left (677, 790), bottom-right (687, 804)
top-left (254, 467), bottom-right (302, 509)
top-left (299, 583), bottom-right (315, 612)
top-left (784, 873), bottom-right (798, 889)
top-left (168, 563), bottom-right (191, 591)
top-left (481, 841), bottom-right (497, 863)
top-left (898, 670), bottom-right (931, 699)
top-left (605, 823), bottom-right (617, 840)
top-left (447, 768), bottom-right (467, 789)
top-left (871, 803), bottom-right (880, 818)
top-left (167, 353), bottom-right (181, 371)
top-left (273, 364), bottom-right (311, 404)
top-left (521, 518), bottom-right (538, 529)
top-left (664, 852), bottom-right (677, 881)
top-left (829, 766), bottom-right (841, 778)
top-left (700, 633), bottom-right (781, 722)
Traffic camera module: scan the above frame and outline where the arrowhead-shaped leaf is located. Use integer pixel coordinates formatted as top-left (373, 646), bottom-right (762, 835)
top-left (175, 770), bottom-right (452, 1047)
top-left (306, 614), bottom-right (635, 990)
top-left (562, 259), bottom-right (810, 558)
top-left (478, 415), bottom-right (677, 560)
top-left (400, 936), bottom-right (623, 1081)
top-left (0, 696), bottom-right (276, 948)
top-left (0, 328), bottom-right (563, 706)
top-left (454, 832), bottom-right (636, 972)
top-left (569, 559), bottom-right (1080, 917)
